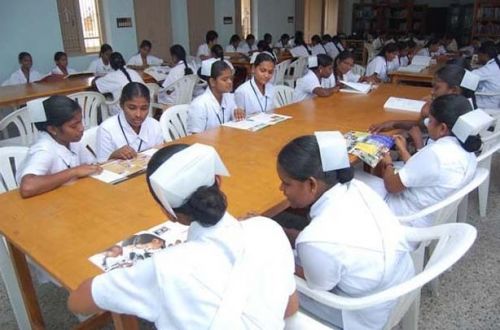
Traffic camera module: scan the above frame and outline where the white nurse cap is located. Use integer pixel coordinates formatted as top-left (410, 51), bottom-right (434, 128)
top-left (308, 55), bottom-right (318, 69)
top-left (149, 143), bottom-right (230, 217)
top-left (460, 70), bottom-right (480, 91)
top-left (452, 109), bottom-right (494, 143)
top-left (200, 58), bottom-right (218, 76)
top-left (315, 131), bottom-right (350, 171)
top-left (250, 51), bottom-right (275, 64)
top-left (27, 97), bottom-right (49, 122)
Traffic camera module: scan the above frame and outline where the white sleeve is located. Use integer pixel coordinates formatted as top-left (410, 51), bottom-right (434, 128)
top-left (187, 103), bottom-right (208, 134)
top-left (297, 242), bottom-right (342, 291)
top-left (234, 87), bottom-right (246, 110)
top-left (96, 125), bottom-right (116, 162)
top-left (127, 55), bottom-right (139, 66)
top-left (366, 57), bottom-right (384, 76)
top-left (196, 45), bottom-right (206, 58)
top-left (95, 75), bottom-right (115, 94)
top-left (91, 258), bottom-right (162, 322)
top-left (399, 147), bottom-right (441, 188)
top-left (306, 75), bottom-right (321, 95)
top-left (17, 148), bottom-right (55, 181)
top-left (149, 56), bottom-right (163, 66)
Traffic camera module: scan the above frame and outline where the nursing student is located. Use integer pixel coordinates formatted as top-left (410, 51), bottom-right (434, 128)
top-left (127, 40), bottom-right (164, 69)
top-left (359, 94), bottom-right (482, 228)
top-left (87, 44), bottom-right (113, 76)
top-left (51, 51), bottom-right (77, 75)
top-left (17, 96), bottom-right (102, 198)
top-left (96, 82), bottom-right (163, 162)
top-left (333, 50), bottom-right (377, 84)
top-left (95, 52), bottom-right (144, 115)
top-left (289, 31), bottom-right (311, 57)
top-left (276, 132), bottom-right (414, 329)
top-left (2, 52), bottom-right (43, 86)
top-left (473, 44), bottom-right (500, 109)
top-left (239, 34), bottom-right (258, 54)
top-left (293, 54), bottom-right (339, 102)
top-left (188, 59), bottom-right (243, 134)
top-left (225, 34), bottom-right (243, 53)
top-left (416, 39), bottom-right (444, 58)
top-left (366, 43), bottom-right (398, 83)
top-left (235, 52), bottom-right (276, 115)
top-left (197, 30), bottom-right (219, 61)
top-left (370, 64), bottom-right (478, 150)
top-left (310, 35), bottom-right (327, 56)
top-left (275, 33), bottom-right (290, 49)
top-left (68, 143), bottom-right (299, 329)
top-left (158, 44), bottom-right (195, 106)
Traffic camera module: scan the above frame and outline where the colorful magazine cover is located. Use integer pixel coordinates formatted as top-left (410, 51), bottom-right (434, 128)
top-left (344, 131), bottom-right (394, 168)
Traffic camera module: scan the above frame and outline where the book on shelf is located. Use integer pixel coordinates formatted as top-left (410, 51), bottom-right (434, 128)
top-left (222, 113), bottom-right (291, 132)
top-left (384, 97), bottom-right (426, 114)
top-left (344, 131), bottom-right (395, 168)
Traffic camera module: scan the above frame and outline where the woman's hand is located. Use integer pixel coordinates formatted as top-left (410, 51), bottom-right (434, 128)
top-left (393, 134), bottom-right (407, 152)
top-left (408, 126), bottom-right (424, 151)
top-left (110, 146), bottom-right (137, 160)
top-left (233, 108), bottom-right (246, 121)
top-left (369, 120), bottom-right (394, 133)
top-left (72, 164), bottom-right (103, 178)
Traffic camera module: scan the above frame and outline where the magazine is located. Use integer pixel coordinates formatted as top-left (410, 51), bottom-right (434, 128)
top-left (223, 113), bottom-right (291, 132)
top-left (344, 131), bottom-right (394, 168)
top-left (89, 221), bottom-right (189, 272)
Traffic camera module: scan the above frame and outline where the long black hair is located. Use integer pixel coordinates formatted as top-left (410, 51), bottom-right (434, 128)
top-left (34, 95), bottom-right (81, 132)
top-left (278, 135), bottom-right (354, 187)
top-left (435, 64), bottom-right (477, 108)
top-left (333, 50), bottom-right (355, 81)
top-left (99, 44), bottom-right (113, 58)
top-left (377, 42), bottom-right (398, 58)
top-left (146, 144), bottom-right (227, 226)
top-left (170, 44), bottom-right (193, 75)
top-left (294, 31), bottom-right (311, 55)
top-left (430, 94), bottom-right (482, 152)
top-left (198, 59), bottom-right (232, 83)
top-left (110, 52), bottom-right (132, 82)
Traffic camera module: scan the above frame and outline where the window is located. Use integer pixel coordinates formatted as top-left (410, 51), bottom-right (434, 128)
top-left (57, 0), bottom-right (105, 54)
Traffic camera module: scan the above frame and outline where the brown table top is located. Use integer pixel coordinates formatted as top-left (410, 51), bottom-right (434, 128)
top-left (0, 71), bottom-right (155, 109)
top-left (0, 83), bottom-right (429, 291)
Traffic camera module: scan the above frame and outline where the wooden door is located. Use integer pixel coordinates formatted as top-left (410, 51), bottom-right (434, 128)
top-left (187, 0), bottom-right (215, 56)
top-left (133, 0), bottom-right (172, 60)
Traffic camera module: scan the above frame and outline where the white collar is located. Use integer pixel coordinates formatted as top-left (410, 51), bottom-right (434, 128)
top-left (117, 111), bottom-right (150, 144)
top-left (40, 131), bottom-right (78, 164)
top-left (187, 212), bottom-right (238, 242)
top-left (205, 87), bottom-right (228, 111)
top-left (250, 77), bottom-right (272, 98)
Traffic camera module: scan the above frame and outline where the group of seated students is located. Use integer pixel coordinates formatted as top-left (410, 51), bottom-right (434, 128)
top-left (4, 28), bottom-right (499, 329)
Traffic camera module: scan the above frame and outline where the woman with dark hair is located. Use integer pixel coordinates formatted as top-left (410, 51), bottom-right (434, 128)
top-left (127, 39), bottom-right (164, 69)
top-left (95, 52), bottom-right (144, 115)
top-left (2, 52), bottom-right (42, 86)
top-left (333, 50), bottom-right (376, 83)
top-left (276, 131), bottom-right (413, 329)
top-left (360, 94), bottom-right (483, 228)
top-left (188, 59), bottom-right (243, 133)
top-left (293, 54), bottom-right (339, 102)
top-left (158, 44), bottom-right (195, 106)
top-left (96, 82), bottom-right (163, 162)
top-left (275, 33), bottom-right (290, 49)
top-left (197, 30), bottom-right (219, 60)
top-left (310, 35), bottom-right (327, 55)
top-left (69, 143), bottom-right (298, 328)
top-left (17, 96), bottom-right (102, 198)
top-left (473, 44), bottom-right (500, 109)
top-left (51, 51), bottom-right (77, 75)
top-left (239, 34), bottom-right (258, 54)
top-left (366, 42), bottom-right (398, 83)
top-left (289, 31), bottom-right (311, 57)
top-left (225, 34), bottom-right (242, 53)
top-left (416, 38), bottom-right (445, 58)
top-left (87, 44), bottom-right (113, 76)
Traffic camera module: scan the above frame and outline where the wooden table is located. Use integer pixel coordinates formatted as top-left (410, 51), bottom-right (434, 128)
top-left (0, 84), bottom-right (429, 329)
top-left (389, 63), bottom-right (444, 86)
top-left (0, 71), bottom-right (156, 109)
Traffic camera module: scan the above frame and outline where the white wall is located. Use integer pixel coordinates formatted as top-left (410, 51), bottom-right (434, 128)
top-left (254, 0), bottom-right (295, 41)
top-left (170, 0), bottom-right (190, 53)
top-left (214, 0), bottom-right (236, 46)
top-left (0, 0), bottom-right (138, 83)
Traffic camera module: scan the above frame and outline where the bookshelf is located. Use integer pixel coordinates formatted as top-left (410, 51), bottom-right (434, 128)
top-left (352, 1), bottom-right (427, 37)
top-left (472, 0), bottom-right (500, 40)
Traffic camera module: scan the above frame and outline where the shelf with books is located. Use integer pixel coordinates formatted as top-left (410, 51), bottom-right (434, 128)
top-left (472, 0), bottom-right (500, 40)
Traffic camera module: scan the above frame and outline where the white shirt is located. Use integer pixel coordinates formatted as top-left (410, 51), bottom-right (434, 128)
top-left (238, 43), bottom-right (258, 54)
top-left (289, 45), bottom-right (310, 58)
top-left (234, 78), bottom-right (275, 115)
top-left (95, 68), bottom-right (144, 115)
top-left (127, 54), bottom-right (163, 66)
top-left (158, 61), bottom-right (195, 105)
top-left (372, 38), bottom-right (384, 52)
top-left (2, 68), bottom-right (43, 86)
top-left (188, 88), bottom-right (236, 134)
top-left (293, 70), bottom-right (321, 102)
top-left (91, 214), bottom-right (295, 330)
top-left (473, 59), bottom-right (500, 109)
top-left (225, 44), bottom-right (246, 53)
top-left (274, 40), bottom-right (288, 49)
top-left (96, 111), bottom-right (163, 162)
top-left (324, 42), bottom-right (340, 60)
top-left (366, 56), bottom-right (390, 82)
top-left (341, 70), bottom-right (361, 83)
top-left (387, 136), bottom-right (477, 227)
top-left (321, 73), bottom-right (336, 88)
top-left (16, 131), bottom-right (95, 183)
top-left (311, 44), bottom-right (327, 56)
top-left (196, 43), bottom-right (210, 59)
top-left (296, 179), bottom-right (414, 330)
top-left (388, 56), bottom-right (400, 72)
top-left (87, 57), bottom-right (113, 76)
top-left (51, 66), bottom-right (77, 75)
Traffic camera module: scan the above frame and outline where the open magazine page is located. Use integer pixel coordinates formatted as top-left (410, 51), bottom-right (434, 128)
top-left (344, 131), bottom-right (394, 168)
top-left (223, 113), bottom-right (291, 132)
top-left (89, 221), bottom-right (189, 272)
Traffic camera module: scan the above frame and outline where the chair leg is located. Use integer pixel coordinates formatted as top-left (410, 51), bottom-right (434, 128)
top-left (478, 176), bottom-right (490, 218)
top-left (401, 294), bottom-right (420, 330)
top-left (457, 197), bottom-right (469, 223)
top-left (429, 278), bottom-right (440, 297)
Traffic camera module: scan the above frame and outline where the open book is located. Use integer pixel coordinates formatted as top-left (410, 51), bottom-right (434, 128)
top-left (384, 97), bottom-right (426, 113)
top-left (344, 131), bottom-right (395, 168)
top-left (64, 71), bottom-right (94, 79)
top-left (144, 66), bottom-right (171, 81)
top-left (397, 55), bottom-right (431, 73)
top-left (91, 148), bottom-right (158, 184)
top-left (339, 80), bottom-right (372, 94)
top-left (88, 221), bottom-right (189, 272)
top-left (223, 113), bottom-right (291, 132)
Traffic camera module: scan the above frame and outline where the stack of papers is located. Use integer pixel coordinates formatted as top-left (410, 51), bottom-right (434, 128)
top-left (223, 113), bottom-right (291, 132)
top-left (384, 97), bottom-right (426, 113)
top-left (339, 80), bottom-right (372, 94)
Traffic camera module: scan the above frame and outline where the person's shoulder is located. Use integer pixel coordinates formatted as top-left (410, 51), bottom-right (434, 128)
top-left (235, 80), bottom-right (251, 94)
top-left (241, 216), bottom-right (287, 240)
top-left (144, 116), bottom-right (161, 130)
top-left (29, 133), bottom-right (57, 154)
top-left (99, 114), bottom-right (119, 130)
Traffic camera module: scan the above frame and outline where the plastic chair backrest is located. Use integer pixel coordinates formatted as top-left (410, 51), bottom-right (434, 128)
top-left (68, 91), bottom-right (106, 129)
top-left (0, 146), bottom-right (28, 193)
top-left (161, 75), bottom-right (198, 105)
top-left (80, 127), bottom-right (98, 158)
top-left (0, 107), bottom-right (37, 147)
top-left (397, 168), bottom-right (489, 224)
top-left (478, 130), bottom-right (500, 164)
top-left (145, 82), bottom-right (161, 103)
top-left (273, 59), bottom-right (292, 85)
top-left (352, 64), bottom-right (366, 76)
top-left (284, 310), bottom-right (334, 330)
top-left (273, 85), bottom-right (295, 108)
top-left (159, 104), bottom-right (190, 142)
top-left (294, 223), bottom-right (477, 328)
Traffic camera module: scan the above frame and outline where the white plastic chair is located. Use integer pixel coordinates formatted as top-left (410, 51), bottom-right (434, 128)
top-left (80, 127), bottom-right (99, 159)
top-left (285, 310), bottom-right (333, 330)
top-left (272, 59), bottom-right (292, 85)
top-left (154, 74), bottom-right (198, 109)
top-left (145, 82), bottom-right (161, 104)
top-left (294, 223), bottom-right (477, 330)
top-left (0, 146), bottom-right (31, 330)
top-left (284, 57), bottom-right (308, 87)
top-left (159, 104), bottom-right (190, 142)
top-left (68, 91), bottom-right (106, 129)
top-left (352, 64), bottom-right (366, 76)
top-left (273, 85), bottom-right (295, 108)
top-left (476, 130), bottom-right (500, 217)
top-left (0, 106), bottom-right (37, 147)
